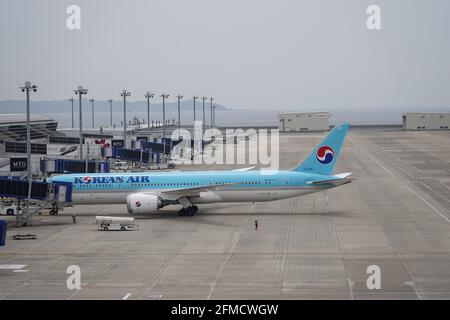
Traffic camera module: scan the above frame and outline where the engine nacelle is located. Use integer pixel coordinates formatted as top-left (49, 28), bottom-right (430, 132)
top-left (127, 193), bottom-right (162, 214)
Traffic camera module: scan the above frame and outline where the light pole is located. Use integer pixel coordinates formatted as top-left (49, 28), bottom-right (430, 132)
top-left (108, 99), bottom-right (113, 127)
top-left (209, 97), bottom-right (214, 128)
top-left (201, 96), bottom-right (207, 153)
top-left (19, 81), bottom-right (37, 226)
top-left (74, 85), bottom-right (88, 159)
top-left (213, 105), bottom-right (216, 127)
top-left (120, 89), bottom-right (131, 148)
top-left (145, 92), bottom-right (154, 141)
top-left (201, 96), bottom-right (207, 130)
top-left (89, 98), bottom-right (95, 128)
top-left (193, 95), bottom-right (198, 125)
top-left (192, 95), bottom-right (198, 159)
top-left (161, 93), bottom-right (169, 155)
top-left (69, 98), bottom-right (74, 128)
top-left (176, 94), bottom-right (183, 138)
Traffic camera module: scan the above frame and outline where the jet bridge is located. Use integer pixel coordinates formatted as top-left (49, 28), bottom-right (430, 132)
top-left (0, 176), bottom-right (72, 227)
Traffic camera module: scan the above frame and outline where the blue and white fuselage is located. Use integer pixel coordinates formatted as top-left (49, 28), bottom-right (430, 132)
top-left (51, 124), bottom-right (352, 216)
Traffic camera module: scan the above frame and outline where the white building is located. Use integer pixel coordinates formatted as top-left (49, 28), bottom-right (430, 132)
top-left (402, 112), bottom-right (450, 130)
top-left (278, 112), bottom-right (330, 132)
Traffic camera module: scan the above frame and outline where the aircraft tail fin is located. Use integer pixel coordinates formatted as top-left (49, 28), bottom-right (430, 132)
top-left (291, 123), bottom-right (349, 175)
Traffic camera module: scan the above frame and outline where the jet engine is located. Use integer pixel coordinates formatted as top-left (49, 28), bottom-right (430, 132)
top-left (127, 193), bottom-right (163, 214)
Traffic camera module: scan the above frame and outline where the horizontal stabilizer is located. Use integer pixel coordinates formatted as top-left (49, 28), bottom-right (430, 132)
top-left (333, 172), bottom-right (352, 179)
top-left (232, 166), bottom-right (255, 171)
top-left (307, 173), bottom-right (352, 186)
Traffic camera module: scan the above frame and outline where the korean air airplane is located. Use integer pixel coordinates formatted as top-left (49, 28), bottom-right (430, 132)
top-left (51, 124), bottom-right (351, 216)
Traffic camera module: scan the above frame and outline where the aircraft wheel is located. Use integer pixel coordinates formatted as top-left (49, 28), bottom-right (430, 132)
top-left (178, 208), bottom-right (186, 216)
top-left (186, 206), bottom-right (197, 216)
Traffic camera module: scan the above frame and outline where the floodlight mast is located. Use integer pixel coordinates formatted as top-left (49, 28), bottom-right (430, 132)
top-left (74, 85), bottom-right (88, 160)
top-left (120, 89), bottom-right (131, 148)
top-left (201, 96), bottom-right (207, 154)
top-left (209, 97), bottom-right (214, 128)
top-left (19, 81), bottom-right (37, 226)
top-left (161, 93), bottom-right (170, 155)
top-left (176, 94), bottom-right (183, 138)
top-left (192, 95), bottom-right (199, 159)
top-left (145, 92), bottom-right (154, 141)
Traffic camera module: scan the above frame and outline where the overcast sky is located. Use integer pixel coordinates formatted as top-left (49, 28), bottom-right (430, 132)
top-left (1, 0), bottom-right (449, 111)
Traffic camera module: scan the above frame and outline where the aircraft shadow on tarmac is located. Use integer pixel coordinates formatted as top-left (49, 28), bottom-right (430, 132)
top-left (134, 209), bottom-right (353, 218)
top-left (5, 209), bottom-right (353, 230)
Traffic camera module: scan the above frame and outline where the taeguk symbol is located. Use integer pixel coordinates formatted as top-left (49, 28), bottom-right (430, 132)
top-left (83, 176), bottom-right (92, 184)
top-left (316, 146), bottom-right (334, 164)
top-left (135, 201), bottom-right (141, 207)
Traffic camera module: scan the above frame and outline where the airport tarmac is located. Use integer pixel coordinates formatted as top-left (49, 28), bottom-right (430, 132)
top-left (1, 129), bottom-right (450, 299)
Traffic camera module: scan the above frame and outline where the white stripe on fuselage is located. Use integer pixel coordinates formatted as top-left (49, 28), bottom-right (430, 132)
top-left (70, 187), bottom-right (327, 205)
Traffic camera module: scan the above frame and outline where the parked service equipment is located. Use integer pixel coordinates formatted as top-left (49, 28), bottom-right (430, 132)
top-left (95, 216), bottom-right (137, 231)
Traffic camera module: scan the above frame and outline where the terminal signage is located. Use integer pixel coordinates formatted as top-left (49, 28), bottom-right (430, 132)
top-left (10, 158), bottom-right (28, 171)
top-left (111, 139), bottom-right (124, 148)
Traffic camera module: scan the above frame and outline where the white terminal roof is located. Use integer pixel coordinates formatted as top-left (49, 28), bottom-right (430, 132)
top-left (402, 112), bottom-right (450, 115)
top-left (279, 111), bottom-right (330, 116)
top-left (0, 114), bottom-right (55, 125)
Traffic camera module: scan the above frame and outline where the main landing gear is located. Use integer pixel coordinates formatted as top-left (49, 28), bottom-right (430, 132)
top-left (178, 205), bottom-right (198, 217)
top-left (177, 196), bottom-right (198, 217)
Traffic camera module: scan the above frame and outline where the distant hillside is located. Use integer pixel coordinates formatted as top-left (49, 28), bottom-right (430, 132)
top-left (0, 99), bottom-right (230, 114)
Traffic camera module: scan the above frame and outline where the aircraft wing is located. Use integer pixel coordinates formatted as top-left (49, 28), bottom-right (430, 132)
top-left (145, 182), bottom-right (243, 199)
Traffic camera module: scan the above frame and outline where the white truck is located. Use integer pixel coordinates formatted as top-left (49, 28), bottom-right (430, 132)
top-left (0, 204), bottom-right (18, 216)
top-left (95, 216), bottom-right (137, 231)
top-left (111, 160), bottom-right (132, 171)
top-left (0, 203), bottom-right (43, 216)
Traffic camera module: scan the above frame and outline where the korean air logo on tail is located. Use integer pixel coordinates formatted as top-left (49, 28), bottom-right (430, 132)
top-left (316, 146), bottom-right (334, 164)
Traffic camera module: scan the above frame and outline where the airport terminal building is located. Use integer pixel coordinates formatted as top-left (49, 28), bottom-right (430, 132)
top-left (278, 112), bottom-right (330, 132)
top-left (402, 112), bottom-right (450, 130)
top-left (0, 114), bottom-right (58, 142)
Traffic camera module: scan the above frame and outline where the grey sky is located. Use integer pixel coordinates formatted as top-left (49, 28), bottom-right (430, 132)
top-left (1, 0), bottom-right (449, 111)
